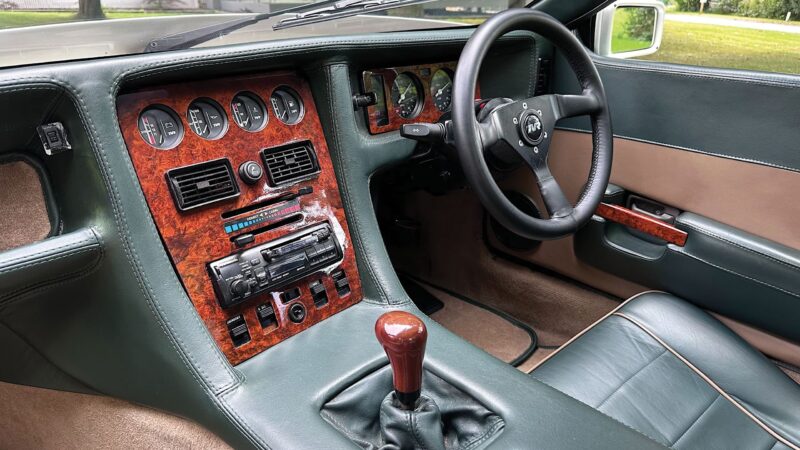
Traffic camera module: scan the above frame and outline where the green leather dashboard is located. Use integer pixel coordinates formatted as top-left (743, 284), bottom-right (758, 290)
top-left (0, 29), bottom-right (669, 449)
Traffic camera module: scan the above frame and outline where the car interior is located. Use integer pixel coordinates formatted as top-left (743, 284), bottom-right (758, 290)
top-left (1, 0), bottom-right (799, 449)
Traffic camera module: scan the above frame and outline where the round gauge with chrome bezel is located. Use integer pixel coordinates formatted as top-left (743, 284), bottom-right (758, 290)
top-left (138, 105), bottom-right (183, 150)
top-left (231, 92), bottom-right (268, 132)
top-left (270, 87), bottom-right (304, 125)
top-left (391, 72), bottom-right (423, 119)
top-left (430, 69), bottom-right (454, 112)
top-left (187, 98), bottom-right (228, 140)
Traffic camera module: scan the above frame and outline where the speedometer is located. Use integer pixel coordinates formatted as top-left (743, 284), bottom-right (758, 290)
top-left (391, 72), bottom-right (423, 119)
top-left (430, 69), bottom-right (453, 112)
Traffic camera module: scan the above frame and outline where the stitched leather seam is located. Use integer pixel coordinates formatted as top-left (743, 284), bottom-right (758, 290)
top-left (673, 250), bottom-right (800, 299)
top-left (676, 220), bottom-right (800, 273)
top-left (0, 242), bottom-right (99, 275)
top-left (595, 348), bottom-right (668, 409)
top-left (555, 127), bottom-right (800, 174)
top-left (323, 64), bottom-right (390, 304)
top-left (409, 408), bottom-right (427, 450)
top-left (595, 59), bottom-right (800, 90)
top-left (670, 395), bottom-right (720, 447)
top-left (460, 416), bottom-right (504, 450)
top-left (88, 77), bottom-right (243, 392)
top-left (527, 290), bottom-right (665, 373)
top-left (0, 235), bottom-right (96, 267)
top-left (103, 79), bottom-right (243, 393)
top-left (0, 81), bottom-right (261, 447)
top-left (614, 312), bottom-right (800, 450)
top-left (530, 373), bottom-right (668, 447)
top-left (0, 245), bottom-right (104, 311)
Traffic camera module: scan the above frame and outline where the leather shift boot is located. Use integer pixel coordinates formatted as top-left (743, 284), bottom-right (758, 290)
top-left (379, 393), bottom-right (446, 450)
top-left (321, 366), bottom-right (504, 450)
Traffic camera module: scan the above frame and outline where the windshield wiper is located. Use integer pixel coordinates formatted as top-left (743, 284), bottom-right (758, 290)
top-left (273, 0), bottom-right (434, 31)
top-left (144, 0), bottom-right (433, 54)
top-left (143, 0), bottom-right (344, 53)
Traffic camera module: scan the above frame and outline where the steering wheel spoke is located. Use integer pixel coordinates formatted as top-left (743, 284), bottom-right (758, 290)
top-left (553, 93), bottom-right (602, 120)
top-left (531, 163), bottom-right (573, 218)
top-left (452, 9), bottom-right (612, 240)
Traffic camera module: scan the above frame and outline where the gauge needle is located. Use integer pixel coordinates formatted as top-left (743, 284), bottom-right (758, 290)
top-left (436, 82), bottom-right (451, 97)
top-left (399, 83), bottom-right (412, 102)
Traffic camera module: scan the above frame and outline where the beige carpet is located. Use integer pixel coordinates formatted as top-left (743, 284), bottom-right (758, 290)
top-left (425, 284), bottom-right (533, 364)
top-left (0, 381), bottom-right (230, 450)
top-left (0, 160), bottom-right (52, 252)
top-left (389, 190), bottom-right (620, 349)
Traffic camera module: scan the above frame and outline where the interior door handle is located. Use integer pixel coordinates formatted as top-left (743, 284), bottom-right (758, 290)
top-left (627, 195), bottom-right (679, 225)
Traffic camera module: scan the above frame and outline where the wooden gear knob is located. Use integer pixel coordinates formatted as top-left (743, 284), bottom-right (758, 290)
top-left (374, 311), bottom-right (428, 409)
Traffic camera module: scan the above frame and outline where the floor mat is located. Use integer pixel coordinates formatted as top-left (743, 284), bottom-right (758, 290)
top-left (405, 277), bottom-right (536, 366)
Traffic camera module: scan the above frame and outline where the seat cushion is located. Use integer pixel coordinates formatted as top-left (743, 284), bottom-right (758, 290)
top-left (531, 292), bottom-right (800, 450)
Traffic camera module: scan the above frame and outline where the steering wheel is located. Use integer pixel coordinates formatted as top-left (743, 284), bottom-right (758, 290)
top-left (453, 9), bottom-right (612, 240)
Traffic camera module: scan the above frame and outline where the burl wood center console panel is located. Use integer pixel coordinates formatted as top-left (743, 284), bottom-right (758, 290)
top-left (117, 72), bottom-right (362, 365)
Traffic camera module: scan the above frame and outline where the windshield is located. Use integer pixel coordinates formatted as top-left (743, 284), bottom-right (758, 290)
top-left (0, 1), bottom-right (528, 69)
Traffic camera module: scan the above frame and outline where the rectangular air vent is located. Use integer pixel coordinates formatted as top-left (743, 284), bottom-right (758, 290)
top-left (166, 159), bottom-right (240, 211)
top-left (261, 141), bottom-right (320, 186)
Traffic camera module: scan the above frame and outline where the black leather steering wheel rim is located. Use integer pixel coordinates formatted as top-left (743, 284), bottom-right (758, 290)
top-left (453, 9), bottom-right (612, 240)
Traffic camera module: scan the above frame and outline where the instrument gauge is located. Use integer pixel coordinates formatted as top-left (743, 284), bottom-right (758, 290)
top-left (270, 87), bottom-right (304, 125)
top-left (430, 69), bottom-right (454, 112)
top-left (231, 92), bottom-right (268, 132)
top-left (138, 105), bottom-right (183, 150)
top-left (187, 98), bottom-right (227, 140)
top-left (391, 72), bottom-right (423, 119)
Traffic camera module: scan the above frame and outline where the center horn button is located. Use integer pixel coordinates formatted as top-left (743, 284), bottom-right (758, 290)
top-left (519, 110), bottom-right (544, 146)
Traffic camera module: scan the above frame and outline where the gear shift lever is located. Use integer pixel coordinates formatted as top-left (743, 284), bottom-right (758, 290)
top-left (374, 311), bottom-right (427, 410)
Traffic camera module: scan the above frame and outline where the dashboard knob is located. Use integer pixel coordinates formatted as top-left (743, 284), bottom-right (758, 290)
top-left (230, 279), bottom-right (249, 297)
top-left (238, 161), bottom-right (263, 185)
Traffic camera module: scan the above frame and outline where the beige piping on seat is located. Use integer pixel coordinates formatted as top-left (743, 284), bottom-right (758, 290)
top-left (526, 290), bottom-right (663, 373)
top-left (615, 312), bottom-right (799, 450)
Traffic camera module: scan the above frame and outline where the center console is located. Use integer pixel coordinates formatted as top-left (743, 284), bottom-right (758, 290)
top-left (117, 72), bottom-right (362, 364)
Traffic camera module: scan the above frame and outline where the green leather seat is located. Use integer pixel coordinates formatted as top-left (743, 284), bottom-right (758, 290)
top-left (531, 292), bottom-right (800, 450)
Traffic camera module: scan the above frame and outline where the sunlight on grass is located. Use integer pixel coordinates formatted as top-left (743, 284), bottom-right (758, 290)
top-left (639, 21), bottom-right (800, 74)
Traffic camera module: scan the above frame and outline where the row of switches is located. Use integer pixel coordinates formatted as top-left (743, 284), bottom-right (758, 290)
top-left (226, 270), bottom-right (352, 347)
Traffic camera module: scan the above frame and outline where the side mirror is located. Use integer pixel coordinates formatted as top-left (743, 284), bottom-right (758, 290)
top-left (594, 0), bottom-right (665, 59)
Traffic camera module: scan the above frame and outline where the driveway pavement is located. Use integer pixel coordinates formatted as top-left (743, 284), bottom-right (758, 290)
top-left (667, 13), bottom-right (800, 34)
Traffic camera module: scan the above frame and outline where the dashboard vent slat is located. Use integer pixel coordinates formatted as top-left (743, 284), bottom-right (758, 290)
top-left (261, 142), bottom-right (320, 186)
top-left (166, 159), bottom-right (240, 211)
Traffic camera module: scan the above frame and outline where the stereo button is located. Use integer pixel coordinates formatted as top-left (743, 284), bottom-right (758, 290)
top-left (230, 279), bottom-right (249, 297)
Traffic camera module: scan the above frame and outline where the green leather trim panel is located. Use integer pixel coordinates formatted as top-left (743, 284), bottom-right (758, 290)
top-left (0, 228), bottom-right (102, 308)
top-left (555, 55), bottom-right (800, 173)
top-left (575, 214), bottom-right (800, 342)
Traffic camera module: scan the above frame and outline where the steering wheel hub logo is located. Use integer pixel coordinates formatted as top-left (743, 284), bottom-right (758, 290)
top-left (519, 111), bottom-right (544, 146)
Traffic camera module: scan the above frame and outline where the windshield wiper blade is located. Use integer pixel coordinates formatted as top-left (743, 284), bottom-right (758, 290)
top-left (273, 0), bottom-right (434, 31)
top-left (143, 0), bottom-right (344, 53)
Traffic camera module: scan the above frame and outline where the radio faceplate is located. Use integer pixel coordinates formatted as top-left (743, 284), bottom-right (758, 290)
top-left (208, 223), bottom-right (342, 309)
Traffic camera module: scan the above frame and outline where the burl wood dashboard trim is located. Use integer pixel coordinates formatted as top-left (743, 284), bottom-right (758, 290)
top-left (362, 61), bottom-right (479, 134)
top-left (595, 203), bottom-right (688, 246)
top-left (117, 72), bottom-right (362, 365)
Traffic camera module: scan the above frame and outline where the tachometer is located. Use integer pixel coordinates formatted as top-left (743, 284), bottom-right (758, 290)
top-left (187, 98), bottom-right (227, 140)
top-left (138, 105), bottom-right (183, 150)
top-left (430, 69), bottom-right (453, 112)
top-left (391, 72), bottom-right (423, 119)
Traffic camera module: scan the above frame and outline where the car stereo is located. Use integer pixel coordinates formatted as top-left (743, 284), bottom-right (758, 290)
top-left (208, 222), bottom-right (342, 309)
